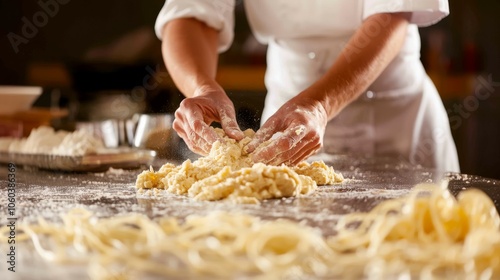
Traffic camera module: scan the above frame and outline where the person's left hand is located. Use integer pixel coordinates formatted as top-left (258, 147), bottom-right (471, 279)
top-left (245, 97), bottom-right (328, 166)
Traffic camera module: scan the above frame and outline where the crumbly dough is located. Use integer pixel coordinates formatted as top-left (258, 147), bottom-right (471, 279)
top-left (293, 161), bottom-right (344, 185)
top-left (136, 128), bottom-right (343, 203)
top-left (188, 163), bottom-right (317, 204)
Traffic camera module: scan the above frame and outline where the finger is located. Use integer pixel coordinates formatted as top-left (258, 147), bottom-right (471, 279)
top-left (269, 140), bottom-right (321, 166)
top-left (286, 128), bottom-right (322, 165)
top-left (189, 119), bottom-right (221, 154)
top-left (219, 108), bottom-right (244, 141)
top-left (269, 137), bottom-right (319, 166)
top-left (245, 120), bottom-right (279, 154)
top-left (188, 129), bottom-right (212, 155)
top-left (252, 125), bottom-right (306, 164)
top-left (178, 108), bottom-right (220, 154)
top-left (173, 112), bottom-right (199, 152)
top-left (175, 119), bottom-right (210, 155)
top-left (173, 123), bottom-right (205, 155)
top-left (288, 142), bottom-right (322, 166)
top-left (172, 114), bottom-right (187, 139)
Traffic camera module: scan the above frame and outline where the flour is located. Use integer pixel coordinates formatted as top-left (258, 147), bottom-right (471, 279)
top-left (0, 126), bottom-right (104, 156)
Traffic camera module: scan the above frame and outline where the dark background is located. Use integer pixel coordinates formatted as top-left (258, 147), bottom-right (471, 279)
top-left (0, 0), bottom-right (499, 179)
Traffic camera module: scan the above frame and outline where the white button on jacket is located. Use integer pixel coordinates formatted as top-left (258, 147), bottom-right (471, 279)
top-left (155, 0), bottom-right (460, 172)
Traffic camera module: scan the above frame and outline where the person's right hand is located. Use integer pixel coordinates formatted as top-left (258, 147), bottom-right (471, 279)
top-left (172, 85), bottom-right (244, 155)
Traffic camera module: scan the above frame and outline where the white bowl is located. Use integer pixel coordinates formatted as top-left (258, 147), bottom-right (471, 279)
top-left (0, 86), bottom-right (43, 115)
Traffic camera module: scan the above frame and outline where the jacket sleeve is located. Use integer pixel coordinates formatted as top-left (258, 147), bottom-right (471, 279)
top-left (363, 0), bottom-right (449, 27)
top-left (154, 0), bottom-right (235, 52)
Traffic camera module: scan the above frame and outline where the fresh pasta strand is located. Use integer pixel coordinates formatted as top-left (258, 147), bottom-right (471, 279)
top-left (2, 183), bottom-right (500, 279)
top-left (329, 183), bottom-right (500, 279)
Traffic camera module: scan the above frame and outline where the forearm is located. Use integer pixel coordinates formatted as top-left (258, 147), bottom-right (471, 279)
top-left (161, 18), bottom-right (220, 97)
top-left (298, 13), bottom-right (409, 120)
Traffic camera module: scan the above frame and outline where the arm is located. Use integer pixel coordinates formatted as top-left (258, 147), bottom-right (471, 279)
top-left (162, 18), bottom-right (244, 155)
top-left (246, 13), bottom-right (409, 165)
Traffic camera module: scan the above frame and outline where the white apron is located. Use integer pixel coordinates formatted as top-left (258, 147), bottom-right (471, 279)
top-left (261, 26), bottom-right (459, 172)
top-left (246, 1), bottom-right (459, 172)
top-left (154, 0), bottom-right (459, 172)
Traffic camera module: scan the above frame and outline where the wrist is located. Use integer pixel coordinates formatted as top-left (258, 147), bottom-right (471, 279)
top-left (288, 95), bottom-right (330, 125)
top-left (192, 78), bottom-right (223, 97)
top-left (297, 87), bottom-right (340, 120)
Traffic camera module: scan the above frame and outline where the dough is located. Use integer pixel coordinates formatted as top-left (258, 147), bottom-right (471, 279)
top-left (136, 128), bottom-right (343, 203)
top-left (293, 161), bottom-right (344, 185)
top-left (188, 163), bottom-right (317, 204)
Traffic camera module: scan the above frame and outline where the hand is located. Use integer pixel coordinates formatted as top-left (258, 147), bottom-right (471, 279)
top-left (245, 98), bottom-right (328, 166)
top-left (173, 85), bottom-right (244, 155)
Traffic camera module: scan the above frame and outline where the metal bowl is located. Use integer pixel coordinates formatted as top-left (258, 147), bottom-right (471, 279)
top-left (132, 114), bottom-right (180, 158)
top-left (76, 119), bottom-right (122, 148)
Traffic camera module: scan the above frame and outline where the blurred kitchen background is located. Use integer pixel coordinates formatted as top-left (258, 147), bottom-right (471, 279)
top-left (0, 0), bottom-right (499, 179)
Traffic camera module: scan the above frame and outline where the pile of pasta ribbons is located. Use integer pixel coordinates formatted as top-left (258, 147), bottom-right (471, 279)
top-left (2, 183), bottom-right (500, 279)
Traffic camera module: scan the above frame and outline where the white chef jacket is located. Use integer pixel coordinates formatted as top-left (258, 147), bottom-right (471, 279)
top-left (155, 0), bottom-right (460, 173)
